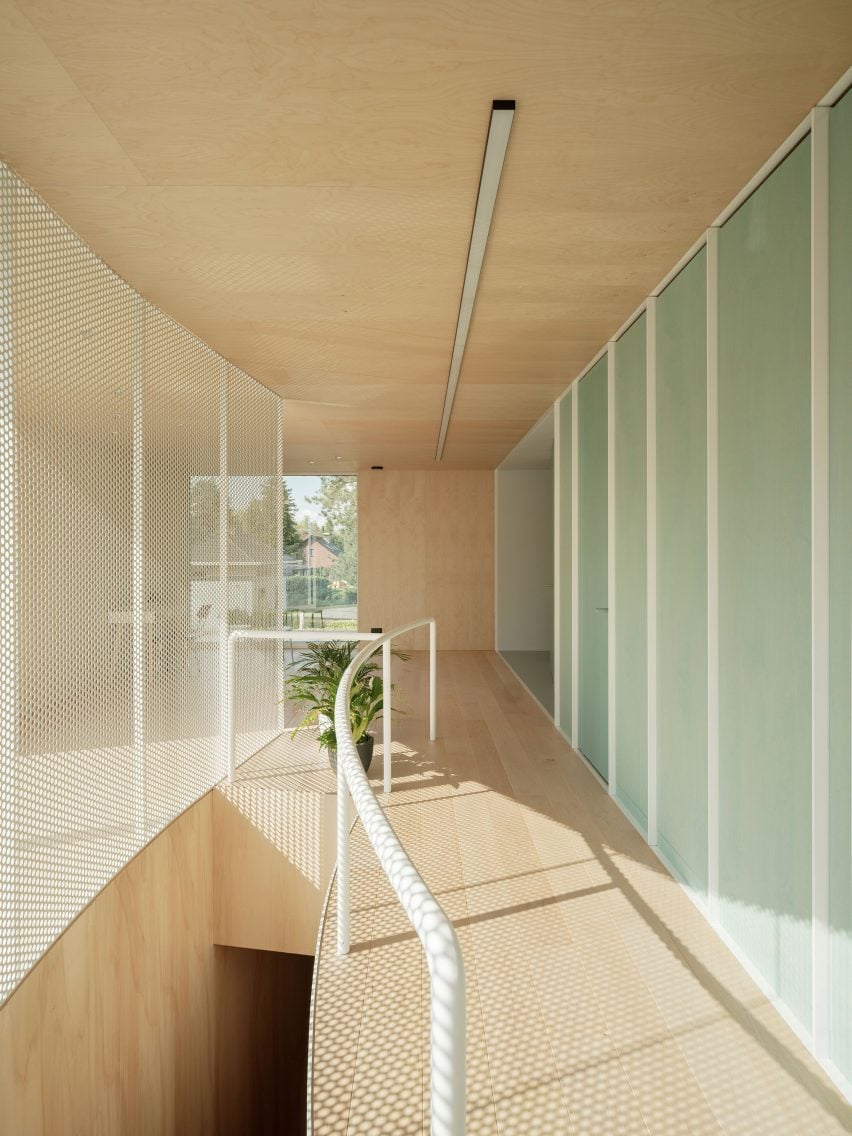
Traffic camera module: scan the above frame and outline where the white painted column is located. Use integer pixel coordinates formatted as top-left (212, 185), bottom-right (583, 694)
top-left (219, 359), bottom-right (229, 779)
top-left (571, 383), bottom-right (579, 748)
top-left (646, 297), bottom-right (658, 844)
top-left (810, 105), bottom-right (830, 1056)
top-left (276, 400), bottom-right (285, 731)
top-left (0, 173), bottom-right (19, 986)
top-left (382, 639), bottom-right (392, 794)
top-left (493, 470), bottom-right (499, 653)
top-left (706, 226), bottom-right (720, 922)
top-left (553, 398), bottom-right (562, 731)
top-left (429, 619), bottom-right (437, 741)
top-left (337, 748), bottom-right (350, 955)
top-left (227, 634), bottom-right (237, 783)
top-left (131, 294), bottom-right (146, 843)
top-left (607, 341), bottom-right (617, 797)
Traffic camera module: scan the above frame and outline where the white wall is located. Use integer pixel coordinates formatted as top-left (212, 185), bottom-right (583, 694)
top-left (495, 468), bottom-right (553, 652)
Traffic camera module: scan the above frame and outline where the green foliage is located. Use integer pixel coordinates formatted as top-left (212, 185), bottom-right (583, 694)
top-left (236, 477), bottom-right (304, 557)
top-left (307, 475), bottom-right (357, 586)
top-left (190, 476), bottom-right (303, 559)
top-left (283, 640), bottom-right (408, 750)
top-left (234, 477), bottom-right (277, 546)
top-left (189, 477), bottom-right (219, 545)
top-left (281, 481), bottom-right (302, 557)
top-left (327, 584), bottom-right (357, 605)
top-left (283, 573), bottom-right (309, 608)
top-left (283, 570), bottom-right (347, 608)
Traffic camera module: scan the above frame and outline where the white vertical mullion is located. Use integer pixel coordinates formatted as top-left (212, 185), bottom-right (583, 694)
top-left (571, 383), bottom-right (579, 747)
top-left (493, 469), bottom-right (499, 651)
top-left (382, 639), bottom-right (392, 793)
top-left (131, 294), bottom-right (145, 844)
top-left (607, 341), bottom-right (617, 797)
top-left (646, 298), bottom-right (658, 844)
top-left (553, 401), bottom-right (562, 730)
top-left (0, 175), bottom-right (19, 984)
top-left (810, 105), bottom-right (830, 1057)
top-left (706, 226), bottom-right (720, 922)
top-left (275, 399), bottom-right (285, 731)
top-left (219, 360), bottom-right (229, 777)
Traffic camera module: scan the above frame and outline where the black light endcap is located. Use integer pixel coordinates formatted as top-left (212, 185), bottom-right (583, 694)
top-left (371, 465), bottom-right (383, 470)
top-left (492, 99), bottom-right (515, 111)
top-left (371, 627), bottom-right (382, 634)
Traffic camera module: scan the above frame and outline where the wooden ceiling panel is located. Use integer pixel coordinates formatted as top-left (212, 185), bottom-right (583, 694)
top-left (2, 0), bottom-right (851, 467)
top-left (0, 2), bottom-right (144, 186)
top-left (449, 385), bottom-right (567, 420)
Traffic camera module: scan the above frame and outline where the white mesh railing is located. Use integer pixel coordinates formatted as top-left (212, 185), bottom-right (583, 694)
top-left (0, 159), bottom-right (283, 1004)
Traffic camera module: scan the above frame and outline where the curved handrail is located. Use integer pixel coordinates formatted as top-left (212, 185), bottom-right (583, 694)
top-left (334, 618), bottom-right (466, 1136)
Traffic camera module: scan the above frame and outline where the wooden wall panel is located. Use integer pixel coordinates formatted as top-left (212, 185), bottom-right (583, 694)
top-left (358, 470), bottom-right (494, 650)
top-left (211, 787), bottom-right (335, 958)
top-left (0, 732), bottom-right (343, 1134)
top-left (0, 796), bottom-right (216, 1136)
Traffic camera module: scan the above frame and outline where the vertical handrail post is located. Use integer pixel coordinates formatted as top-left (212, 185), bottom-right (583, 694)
top-left (0, 172), bottom-right (19, 985)
top-left (382, 639), bottom-right (392, 794)
top-left (131, 294), bottom-right (145, 843)
top-left (429, 619), bottom-right (437, 741)
top-left (337, 752), bottom-right (350, 955)
top-left (275, 401), bottom-right (285, 730)
top-left (227, 633), bottom-right (236, 782)
top-left (429, 926), bottom-right (467, 1136)
top-left (218, 359), bottom-right (229, 780)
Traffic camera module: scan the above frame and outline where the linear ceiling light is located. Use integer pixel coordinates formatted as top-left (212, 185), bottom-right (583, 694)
top-left (435, 99), bottom-right (515, 461)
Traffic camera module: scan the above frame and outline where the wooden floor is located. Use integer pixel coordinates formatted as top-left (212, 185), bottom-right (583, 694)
top-left (310, 652), bottom-right (852, 1136)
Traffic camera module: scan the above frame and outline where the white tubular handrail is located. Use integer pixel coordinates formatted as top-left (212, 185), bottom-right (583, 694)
top-left (335, 618), bottom-right (465, 1136)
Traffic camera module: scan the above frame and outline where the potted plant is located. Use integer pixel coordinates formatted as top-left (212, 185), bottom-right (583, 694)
top-left (282, 640), bottom-right (408, 772)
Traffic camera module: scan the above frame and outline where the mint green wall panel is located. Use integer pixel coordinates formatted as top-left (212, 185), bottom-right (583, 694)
top-left (828, 89), bottom-right (852, 1081)
top-left (614, 316), bottom-right (647, 829)
top-left (718, 140), bottom-right (812, 1025)
top-left (578, 358), bottom-right (608, 779)
top-left (656, 250), bottom-right (708, 892)
top-left (557, 397), bottom-right (572, 736)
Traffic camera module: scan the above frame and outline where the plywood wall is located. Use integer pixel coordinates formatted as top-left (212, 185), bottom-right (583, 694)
top-left (358, 470), bottom-right (494, 650)
top-left (0, 796), bottom-right (216, 1136)
top-left (0, 783), bottom-right (333, 1134)
top-left (211, 785), bottom-right (335, 958)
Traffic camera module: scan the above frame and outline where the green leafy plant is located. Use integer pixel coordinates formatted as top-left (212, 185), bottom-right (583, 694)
top-left (283, 640), bottom-right (408, 751)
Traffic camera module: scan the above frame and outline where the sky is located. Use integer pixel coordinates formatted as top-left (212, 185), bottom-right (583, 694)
top-left (286, 474), bottom-right (323, 525)
top-left (225, 474), bottom-right (350, 528)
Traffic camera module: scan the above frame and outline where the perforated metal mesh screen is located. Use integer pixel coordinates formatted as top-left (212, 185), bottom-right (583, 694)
top-left (144, 309), bottom-right (223, 833)
top-left (0, 161), bottom-right (284, 1004)
top-left (228, 366), bottom-right (281, 767)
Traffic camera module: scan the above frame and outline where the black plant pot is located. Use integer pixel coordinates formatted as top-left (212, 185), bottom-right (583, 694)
top-left (328, 734), bottom-right (374, 775)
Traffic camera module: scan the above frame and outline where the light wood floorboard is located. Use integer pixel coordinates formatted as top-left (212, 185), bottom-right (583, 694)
top-left (311, 652), bottom-right (852, 1135)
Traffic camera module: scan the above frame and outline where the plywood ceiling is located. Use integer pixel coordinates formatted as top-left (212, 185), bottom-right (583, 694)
top-left (1, 0), bottom-right (851, 470)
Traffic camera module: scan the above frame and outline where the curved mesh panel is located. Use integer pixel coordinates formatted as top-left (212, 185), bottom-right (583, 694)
top-left (0, 160), bottom-right (284, 1004)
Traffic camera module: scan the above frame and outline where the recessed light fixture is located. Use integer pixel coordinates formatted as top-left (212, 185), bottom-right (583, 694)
top-left (335, 455), bottom-right (342, 461)
top-left (308, 460), bottom-right (315, 465)
top-left (435, 99), bottom-right (515, 461)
